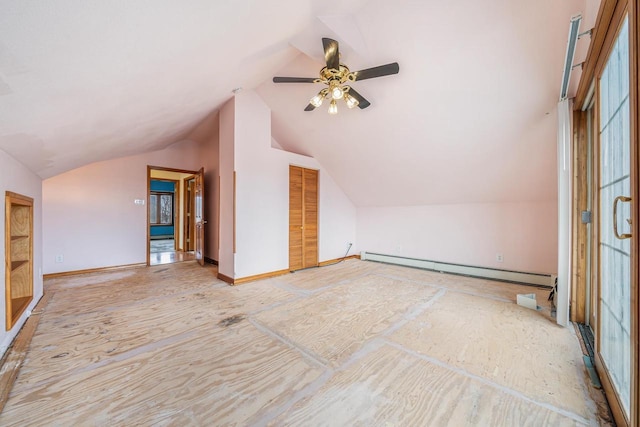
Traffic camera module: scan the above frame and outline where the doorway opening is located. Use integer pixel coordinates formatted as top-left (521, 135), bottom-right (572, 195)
top-left (147, 166), bottom-right (204, 266)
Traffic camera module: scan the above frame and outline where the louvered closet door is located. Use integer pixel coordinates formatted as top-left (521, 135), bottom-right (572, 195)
top-left (289, 166), bottom-right (304, 270)
top-left (303, 168), bottom-right (319, 267)
top-left (289, 166), bottom-right (318, 271)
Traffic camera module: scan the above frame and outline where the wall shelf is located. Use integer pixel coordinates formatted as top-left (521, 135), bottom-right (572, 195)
top-left (5, 191), bottom-right (34, 330)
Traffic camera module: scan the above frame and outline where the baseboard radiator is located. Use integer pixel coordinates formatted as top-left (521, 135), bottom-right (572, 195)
top-left (360, 252), bottom-right (555, 288)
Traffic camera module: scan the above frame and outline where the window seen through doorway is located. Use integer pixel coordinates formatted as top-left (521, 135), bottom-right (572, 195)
top-left (149, 192), bottom-right (174, 225)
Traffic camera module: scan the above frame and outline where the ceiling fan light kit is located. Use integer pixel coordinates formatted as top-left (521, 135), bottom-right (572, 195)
top-left (344, 92), bottom-right (359, 109)
top-left (328, 99), bottom-right (338, 115)
top-left (273, 38), bottom-right (399, 114)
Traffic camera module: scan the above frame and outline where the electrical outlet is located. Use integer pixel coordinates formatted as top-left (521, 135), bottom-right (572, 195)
top-left (55, 254), bottom-right (64, 263)
top-left (496, 253), bottom-right (504, 262)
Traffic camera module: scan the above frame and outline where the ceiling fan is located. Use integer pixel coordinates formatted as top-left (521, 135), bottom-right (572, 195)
top-left (272, 38), bottom-right (399, 114)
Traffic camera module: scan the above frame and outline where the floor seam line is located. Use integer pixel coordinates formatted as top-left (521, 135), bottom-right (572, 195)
top-left (248, 318), bottom-right (328, 370)
top-left (250, 370), bottom-right (334, 427)
top-left (274, 270), bottom-right (375, 295)
top-left (44, 284), bottom-right (221, 320)
top-left (381, 288), bottom-right (447, 338)
top-left (383, 339), bottom-right (592, 425)
top-left (11, 329), bottom-right (200, 395)
top-left (246, 294), bottom-right (306, 316)
top-left (374, 273), bottom-right (545, 305)
top-left (252, 338), bottom-right (389, 426)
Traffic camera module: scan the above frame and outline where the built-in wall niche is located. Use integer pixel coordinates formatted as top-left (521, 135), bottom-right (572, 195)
top-left (5, 191), bottom-right (33, 330)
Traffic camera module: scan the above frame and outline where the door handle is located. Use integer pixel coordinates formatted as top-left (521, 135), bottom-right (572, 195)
top-left (613, 196), bottom-right (632, 240)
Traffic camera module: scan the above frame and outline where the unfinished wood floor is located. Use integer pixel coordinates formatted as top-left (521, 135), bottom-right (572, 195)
top-left (1, 260), bottom-right (606, 426)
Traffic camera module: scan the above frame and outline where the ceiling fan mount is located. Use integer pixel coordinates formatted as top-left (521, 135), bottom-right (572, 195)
top-left (273, 38), bottom-right (399, 114)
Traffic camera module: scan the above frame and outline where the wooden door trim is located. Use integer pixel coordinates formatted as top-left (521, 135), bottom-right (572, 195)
top-left (146, 165), bottom-right (199, 266)
top-left (571, 109), bottom-right (588, 323)
top-left (182, 175), bottom-right (196, 252)
top-left (580, 3), bottom-right (637, 424)
top-left (195, 167), bottom-right (205, 266)
top-left (575, 0), bottom-right (629, 108)
top-left (630, 0), bottom-right (639, 424)
top-left (149, 178), bottom-right (180, 250)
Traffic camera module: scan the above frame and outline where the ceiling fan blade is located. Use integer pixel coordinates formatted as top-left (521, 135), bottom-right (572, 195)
top-left (273, 77), bottom-right (317, 83)
top-left (322, 38), bottom-right (340, 70)
top-left (347, 88), bottom-right (371, 109)
top-left (353, 62), bottom-right (400, 81)
top-left (304, 103), bottom-right (316, 111)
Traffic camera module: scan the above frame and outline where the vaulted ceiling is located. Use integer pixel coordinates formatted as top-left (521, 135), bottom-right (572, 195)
top-left (0, 0), bottom-right (596, 206)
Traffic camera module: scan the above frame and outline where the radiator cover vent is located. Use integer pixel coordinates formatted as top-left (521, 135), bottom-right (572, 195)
top-left (360, 252), bottom-right (555, 288)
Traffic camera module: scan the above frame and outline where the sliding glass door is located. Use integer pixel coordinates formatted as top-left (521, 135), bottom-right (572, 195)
top-left (597, 15), bottom-right (632, 421)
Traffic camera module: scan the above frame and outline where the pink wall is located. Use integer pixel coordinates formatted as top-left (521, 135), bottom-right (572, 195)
top-left (220, 90), bottom-right (357, 279)
top-left (195, 119), bottom-right (221, 262)
top-left (43, 137), bottom-right (219, 274)
top-left (357, 201), bottom-right (558, 274)
top-left (0, 149), bottom-right (43, 355)
top-left (218, 98), bottom-right (235, 278)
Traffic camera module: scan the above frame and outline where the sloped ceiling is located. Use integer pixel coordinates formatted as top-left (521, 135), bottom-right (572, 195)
top-left (0, 0), bottom-right (593, 206)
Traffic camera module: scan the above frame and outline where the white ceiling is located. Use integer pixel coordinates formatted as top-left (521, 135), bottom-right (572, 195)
top-left (0, 0), bottom-right (594, 206)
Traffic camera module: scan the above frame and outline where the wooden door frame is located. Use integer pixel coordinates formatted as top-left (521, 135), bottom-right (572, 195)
top-left (195, 167), bottom-right (206, 266)
top-left (182, 175), bottom-right (196, 252)
top-left (146, 166), bottom-right (199, 266)
top-left (149, 178), bottom-right (180, 249)
top-left (573, 0), bottom-right (638, 424)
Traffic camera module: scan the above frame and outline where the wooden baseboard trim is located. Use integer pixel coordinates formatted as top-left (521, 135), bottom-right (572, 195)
top-left (217, 268), bottom-right (291, 286)
top-left (318, 254), bottom-right (360, 267)
top-left (217, 273), bottom-right (234, 284)
top-left (43, 263), bottom-right (146, 279)
top-left (0, 292), bottom-right (51, 412)
top-left (204, 257), bottom-right (219, 266)
top-left (234, 269), bottom-right (290, 285)
top-left (216, 256), bottom-right (360, 286)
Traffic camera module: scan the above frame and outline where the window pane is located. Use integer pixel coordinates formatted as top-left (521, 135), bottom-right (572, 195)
top-left (160, 194), bottom-right (173, 224)
top-left (149, 195), bottom-right (158, 223)
top-left (599, 16), bottom-right (630, 418)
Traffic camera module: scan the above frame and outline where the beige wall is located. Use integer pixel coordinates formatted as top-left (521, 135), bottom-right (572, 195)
top-left (43, 134), bottom-right (219, 274)
top-left (219, 90), bottom-right (357, 279)
top-left (358, 201), bottom-right (558, 275)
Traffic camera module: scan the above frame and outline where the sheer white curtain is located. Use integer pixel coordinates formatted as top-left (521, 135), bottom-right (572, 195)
top-left (556, 98), bottom-right (572, 327)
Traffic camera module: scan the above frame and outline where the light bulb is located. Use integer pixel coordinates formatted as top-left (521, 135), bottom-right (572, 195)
top-left (328, 100), bottom-right (338, 115)
top-left (344, 93), bottom-right (359, 109)
top-left (310, 92), bottom-right (324, 108)
top-left (331, 86), bottom-right (344, 100)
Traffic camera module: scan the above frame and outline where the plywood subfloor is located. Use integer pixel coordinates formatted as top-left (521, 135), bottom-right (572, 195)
top-left (0, 260), bottom-right (608, 426)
